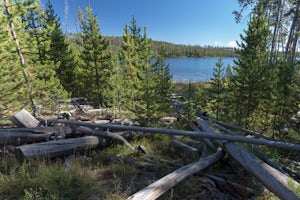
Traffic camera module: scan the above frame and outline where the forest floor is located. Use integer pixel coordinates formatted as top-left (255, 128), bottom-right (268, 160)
top-left (0, 82), bottom-right (299, 199)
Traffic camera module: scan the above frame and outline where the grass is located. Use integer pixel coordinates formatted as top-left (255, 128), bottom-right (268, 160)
top-left (0, 156), bottom-right (96, 200)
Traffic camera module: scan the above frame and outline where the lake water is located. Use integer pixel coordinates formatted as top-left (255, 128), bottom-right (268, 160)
top-left (166, 57), bottom-right (236, 82)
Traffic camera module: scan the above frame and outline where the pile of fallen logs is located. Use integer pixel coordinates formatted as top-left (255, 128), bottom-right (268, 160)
top-left (1, 108), bottom-right (300, 199)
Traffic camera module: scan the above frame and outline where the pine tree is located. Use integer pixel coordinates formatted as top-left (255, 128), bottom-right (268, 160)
top-left (209, 58), bottom-right (225, 120)
top-left (23, 1), bottom-right (67, 105)
top-left (154, 45), bottom-right (173, 117)
top-left (119, 17), bottom-right (173, 125)
top-left (119, 17), bottom-right (143, 114)
top-left (78, 7), bottom-right (111, 107)
top-left (0, 0), bottom-right (66, 115)
top-left (44, 0), bottom-right (77, 95)
top-left (231, 1), bottom-right (271, 128)
top-left (135, 27), bottom-right (157, 125)
top-left (0, 0), bottom-right (31, 111)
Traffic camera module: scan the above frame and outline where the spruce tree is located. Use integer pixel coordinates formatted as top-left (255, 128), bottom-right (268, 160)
top-left (78, 7), bottom-right (111, 107)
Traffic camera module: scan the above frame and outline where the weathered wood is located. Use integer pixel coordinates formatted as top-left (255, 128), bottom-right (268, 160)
top-left (199, 113), bottom-right (273, 140)
top-left (49, 119), bottom-right (300, 151)
top-left (211, 121), bottom-right (289, 175)
top-left (94, 130), bottom-right (135, 151)
top-left (189, 122), bottom-right (216, 151)
top-left (127, 150), bottom-right (225, 200)
top-left (10, 109), bottom-right (39, 128)
top-left (0, 132), bottom-right (50, 146)
top-left (15, 136), bottom-right (100, 163)
top-left (169, 139), bottom-right (199, 154)
top-left (199, 143), bottom-right (207, 160)
top-left (196, 118), bottom-right (300, 200)
top-left (198, 172), bottom-right (258, 198)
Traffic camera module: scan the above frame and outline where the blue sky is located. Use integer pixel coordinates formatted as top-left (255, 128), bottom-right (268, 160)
top-left (41, 0), bottom-right (251, 47)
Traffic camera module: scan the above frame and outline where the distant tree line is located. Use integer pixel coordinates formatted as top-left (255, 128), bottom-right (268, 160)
top-left (104, 36), bottom-right (236, 58)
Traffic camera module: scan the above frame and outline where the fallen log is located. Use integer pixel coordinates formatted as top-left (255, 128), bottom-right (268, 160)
top-left (0, 132), bottom-right (50, 146)
top-left (49, 119), bottom-right (300, 151)
top-left (210, 121), bottom-right (288, 175)
top-left (15, 136), bottom-right (100, 163)
top-left (199, 113), bottom-right (273, 140)
top-left (169, 139), bottom-right (199, 155)
top-left (189, 122), bottom-right (216, 151)
top-left (196, 118), bottom-right (300, 200)
top-left (93, 130), bottom-right (135, 151)
top-left (127, 150), bottom-right (225, 200)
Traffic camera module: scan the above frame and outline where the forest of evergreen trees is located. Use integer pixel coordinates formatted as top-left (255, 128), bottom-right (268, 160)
top-left (103, 36), bottom-right (236, 58)
top-left (1, 0), bottom-right (300, 137)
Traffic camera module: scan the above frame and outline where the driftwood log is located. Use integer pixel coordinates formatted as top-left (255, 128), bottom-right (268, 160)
top-left (196, 118), bottom-right (299, 200)
top-left (15, 136), bottom-right (100, 163)
top-left (127, 150), bottom-right (225, 200)
top-left (49, 119), bottom-right (300, 151)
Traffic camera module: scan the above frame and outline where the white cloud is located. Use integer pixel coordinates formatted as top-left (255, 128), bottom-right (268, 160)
top-left (213, 41), bottom-right (224, 46)
top-left (227, 40), bottom-right (237, 48)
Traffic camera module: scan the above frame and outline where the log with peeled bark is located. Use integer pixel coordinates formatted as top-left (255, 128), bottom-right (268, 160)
top-left (0, 126), bottom-right (95, 146)
top-left (15, 136), bottom-right (101, 163)
top-left (196, 118), bottom-right (300, 200)
top-left (127, 150), bottom-right (225, 200)
top-left (169, 139), bottom-right (199, 155)
top-left (0, 132), bottom-right (51, 146)
top-left (189, 122), bottom-right (216, 151)
top-left (198, 112), bottom-right (273, 140)
top-left (210, 121), bottom-right (288, 175)
top-left (49, 119), bottom-right (300, 151)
